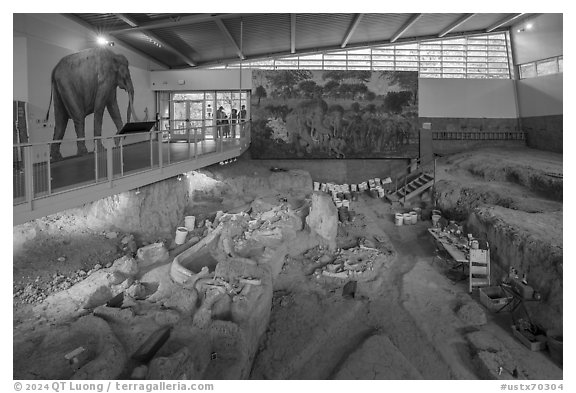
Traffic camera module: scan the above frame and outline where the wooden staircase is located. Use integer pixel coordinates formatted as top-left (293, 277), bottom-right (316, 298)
top-left (386, 173), bottom-right (434, 204)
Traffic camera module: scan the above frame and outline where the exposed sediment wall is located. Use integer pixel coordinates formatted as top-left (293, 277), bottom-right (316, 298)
top-left (466, 207), bottom-right (563, 331)
top-left (81, 168), bottom-right (312, 242)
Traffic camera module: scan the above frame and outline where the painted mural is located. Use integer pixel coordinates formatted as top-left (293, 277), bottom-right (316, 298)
top-left (250, 70), bottom-right (419, 159)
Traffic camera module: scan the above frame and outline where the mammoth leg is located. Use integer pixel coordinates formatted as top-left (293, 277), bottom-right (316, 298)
top-left (73, 118), bottom-right (88, 156)
top-left (106, 99), bottom-right (124, 149)
top-left (50, 90), bottom-right (69, 161)
top-left (93, 107), bottom-right (107, 152)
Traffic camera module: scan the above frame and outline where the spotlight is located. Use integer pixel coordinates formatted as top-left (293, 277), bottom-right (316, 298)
top-left (97, 36), bottom-right (114, 47)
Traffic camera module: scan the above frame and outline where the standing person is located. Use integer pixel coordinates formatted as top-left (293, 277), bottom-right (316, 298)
top-left (240, 105), bottom-right (247, 122)
top-left (216, 106), bottom-right (225, 138)
top-left (230, 108), bottom-right (238, 138)
top-left (222, 115), bottom-right (230, 138)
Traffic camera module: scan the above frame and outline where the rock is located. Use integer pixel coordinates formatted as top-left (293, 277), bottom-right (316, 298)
top-left (112, 255), bottom-right (139, 277)
top-left (306, 192), bottom-right (338, 251)
top-left (78, 270), bottom-right (87, 277)
top-left (126, 282), bottom-right (147, 300)
top-left (84, 286), bottom-right (114, 309)
top-left (121, 234), bottom-right (134, 244)
top-left (94, 264), bottom-right (102, 270)
top-left (136, 243), bottom-right (169, 267)
top-left (57, 257), bottom-right (66, 263)
top-left (163, 288), bottom-right (199, 315)
top-left (147, 347), bottom-right (195, 380)
top-left (456, 302), bottom-right (487, 326)
top-left (131, 365), bottom-right (148, 379)
top-left (108, 271), bottom-right (127, 285)
top-left (105, 231), bottom-right (118, 239)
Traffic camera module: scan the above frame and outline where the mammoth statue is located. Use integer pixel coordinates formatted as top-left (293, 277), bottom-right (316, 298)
top-left (45, 47), bottom-right (140, 161)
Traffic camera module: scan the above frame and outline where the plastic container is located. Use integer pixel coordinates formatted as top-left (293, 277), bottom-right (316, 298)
top-left (410, 211), bottom-right (418, 225)
top-left (431, 214), bottom-right (441, 227)
top-left (403, 213), bottom-right (412, 225)
top-left (313, 181), bottom-right (320, 191)
top-left (174, 227), bottom-right (188, 245)
top-left (184, 216), bottom-right (196, 231)
top-left (395, 213), bottom-right (404, 226)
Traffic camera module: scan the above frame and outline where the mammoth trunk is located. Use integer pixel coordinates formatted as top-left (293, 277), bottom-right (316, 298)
top-left (126, 88), bottom-right (141, 124)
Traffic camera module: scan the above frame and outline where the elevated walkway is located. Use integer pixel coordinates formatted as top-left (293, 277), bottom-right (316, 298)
top-left (13, 124), bottom-right (250, 226)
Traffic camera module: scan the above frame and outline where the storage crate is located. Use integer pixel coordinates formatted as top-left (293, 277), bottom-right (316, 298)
top-left (512, 325), bottom-right (547, 351)
top-left (479, 286), bottom-right (513, 312)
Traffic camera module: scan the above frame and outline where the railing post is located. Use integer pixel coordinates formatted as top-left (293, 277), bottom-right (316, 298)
top-left (167, 132), bottom-right (171, 164)
top-left (120, 138), bottom-right (124, 176)
top-left (194, 127), bottom-right (198, 159)
top-left (150, 132), bottom-right (154, 169)
top-left (187, 126), bottom-right (191, 159)
top-left (24, 145), bottom-right (34, 204)
top-left (403, 174), bottom-right (407, 205)
top-left (47, 149), bottom-right (52, 195)
top-left (94, 141), bottom-right (99, 182)
top-left (107, 140), bottom-right (114, 186)
top-left (159, 133), bottom-right (163, 169)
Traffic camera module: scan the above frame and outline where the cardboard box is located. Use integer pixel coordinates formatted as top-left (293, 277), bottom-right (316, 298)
top-left (479, 286), bottom-right (514, 312)
top-left (512, 325), bottom-right (547, 351)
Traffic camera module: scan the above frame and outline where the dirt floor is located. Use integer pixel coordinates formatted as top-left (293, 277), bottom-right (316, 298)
top-left (12, 145), bottom-right (563, 380)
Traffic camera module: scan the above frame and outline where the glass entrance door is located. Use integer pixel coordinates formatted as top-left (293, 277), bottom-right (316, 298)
top-left (188, 101), bottom-right (205, 140)
top-left (171, 100), bottom-right (188, 141)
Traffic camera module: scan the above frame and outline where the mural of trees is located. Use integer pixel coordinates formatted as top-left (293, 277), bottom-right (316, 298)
top-left (250, 70), bottom-right (419, 159)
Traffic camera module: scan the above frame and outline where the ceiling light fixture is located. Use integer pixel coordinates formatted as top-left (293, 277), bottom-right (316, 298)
top-left (96, 36), bottom-right (114, 46)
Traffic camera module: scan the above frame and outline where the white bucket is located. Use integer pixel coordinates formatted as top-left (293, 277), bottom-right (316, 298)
top-left (395, 213), bottom-right (404, 226)
top-left (410, 211), bottom-right (418, 225)
top-left (378, 188), bottom-right (385, 198)
top-left (403, 213), bottom-right (412, 225)
top-left (184, 216), bottom-right (196, 231)
top-left (313, 181), bottom-right (320, 191)
top-left (432, 214), bottom-right (441, 227)
top-left (175, 227), bottom-right (188, 245)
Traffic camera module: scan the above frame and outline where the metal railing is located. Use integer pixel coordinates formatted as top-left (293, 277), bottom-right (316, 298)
top-left (431, 131), bottom-right (526, 140)
top-left (390, 156), bottom-right (437, 204)
top-left (13, 121), bottom-right (251, 206)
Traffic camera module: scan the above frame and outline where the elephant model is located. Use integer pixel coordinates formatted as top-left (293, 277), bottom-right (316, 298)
top-left (45, 47), bottom-right (140, 161)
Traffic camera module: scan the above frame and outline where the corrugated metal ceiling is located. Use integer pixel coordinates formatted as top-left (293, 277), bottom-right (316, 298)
top-left (68, 13), bottom-right (537, 69)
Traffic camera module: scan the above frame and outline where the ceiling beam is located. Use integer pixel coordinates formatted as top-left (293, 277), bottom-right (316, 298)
top-left (290, 14), bottom-right (296, 54)
top-left (486, 13), bottom-right (525, 32)
top-left (106, 13), bottom-right (257, 34)
top-left (62, 14), bottom-right (169, 69)
top-left (114, 13), bottom-right (138, 27)
top-left (341, 13), bottom-right (364, 48)
top-left (112, 14), bottom-right (196, 67)
top-left (438, 13), bottom-right (477, 38)
top-left (390, 13), bottom-right (423, 43)
top-left (214, 18), bottom-right (245, 60)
